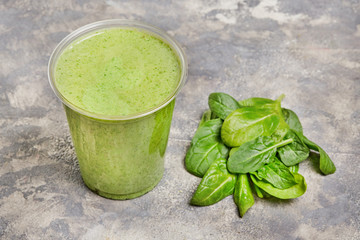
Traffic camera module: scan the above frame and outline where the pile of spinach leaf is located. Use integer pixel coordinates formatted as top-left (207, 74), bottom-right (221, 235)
top-left (185, 92), bottom-right (336, 217)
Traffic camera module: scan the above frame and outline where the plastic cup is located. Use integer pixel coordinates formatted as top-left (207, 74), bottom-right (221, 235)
top-left (48, 19), bottom-right (187, 200)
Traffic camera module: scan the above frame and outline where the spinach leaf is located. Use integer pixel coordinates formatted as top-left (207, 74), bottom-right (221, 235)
top-left (221, 107), bottom-right (280, 147)
top-left (238, 94), bottom-right (285, 108)
top-left (288, 164), bottom-right (299, 173)
top-left (270, 117), bottom-right (290, 143)
top-left (199, 109), bottom-right (218, 127)
top-left (250, 173), bottom-right (307, 199)
top-left (229, 147), bottom-right (239, 157)
top-left (282, 108), bottom-right (303, 135)
top-left (199, 110), bottom-right (212, 127)
top-left (234, 174), bottom-right (254, 217)
top-left (268, 96), bottom-right (290, 142)
top-left (238, 97), bottom-right (275, 108)
top-left (227, 136), bottom-right (293, 173)
top-left (251, 157), bottom-right (297, 189)
top-left (277, 130), bottom-right (309, 166)
top-left (185, 119), bottom-right (229, 177)
top-left (302, 137), bottom-right (336, 175)
top-left (211, 111), bottom-right (218, 119)
top-left (191, 158), bottom-right (237, 206)
top-left (208, 92), bottom-right (242, 120)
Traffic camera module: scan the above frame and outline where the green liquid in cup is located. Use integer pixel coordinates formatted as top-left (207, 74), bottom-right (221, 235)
top-left (54, 28), bottom-right (182, 199)
top-left (56, 28), bottom-right (181, 116)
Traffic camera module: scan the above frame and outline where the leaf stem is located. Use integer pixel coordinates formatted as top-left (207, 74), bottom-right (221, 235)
top-left (276, 94), bottom-right (285, 103)
top-left (274, 138), bottom-right (293, 148)
top-left (253, 138), bottom-right (294, 156)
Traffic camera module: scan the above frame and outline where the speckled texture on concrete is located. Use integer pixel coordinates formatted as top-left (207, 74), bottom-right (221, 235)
top-left (1, 0), bottom-right (359, 239)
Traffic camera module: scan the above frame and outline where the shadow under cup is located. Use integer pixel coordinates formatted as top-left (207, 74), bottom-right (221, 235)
top-left (48, 20), bottom-right (188, 200)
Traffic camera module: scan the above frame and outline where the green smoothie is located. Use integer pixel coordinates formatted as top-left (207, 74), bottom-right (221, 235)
top-left (52, 26), bottom-right (183, 199)
top-left (55, 28), bottom-right (181, 116)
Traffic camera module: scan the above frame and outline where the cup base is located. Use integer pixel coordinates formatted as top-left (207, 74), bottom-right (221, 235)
top-left (83, 172), bottom-right (164, 200)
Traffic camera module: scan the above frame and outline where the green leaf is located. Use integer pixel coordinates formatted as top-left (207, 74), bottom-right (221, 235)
top-left (234, 174), bottom-right (255, 217)
top-left (199, 109), bottom-right (212, 127)
top-left (229, 147), bottom-right (239, 157)
top-left (221, 107), bottom-right (280, 147)
top-left (211, 111), bottom-right (218, 119)
top-left (269, 97), bottom-right (290, 142)
top-left (278, 130), bottom-right (309, 166)
top-left (208, 92), bottom-right (242, 120)
top-left (185, 119), bottom-right (229, 177)
top-left (302, 137), bottom-right (336, 175)
top-left (282, 108), bottom-right (303, 135)
top-left (238, 94), bottom-right (285, 107)
top-left (270, 118), bottom-right (289, 143)
top-left (238, 97), bottom-right (276, 108)
top-left (250, 173), bottom-right (307, 199)
top-left (251, 157), bottom-right (297, 189)
top-left (227, 136), bottom-right (293, 174)
top-left (270, 115), bottom-right (290, 143)
top-left (199, 109), bottom-right (218, 127)
top-left (191, 158), bottom-right (237, 206)
top-left (288, 164), bottom-right (299, 173)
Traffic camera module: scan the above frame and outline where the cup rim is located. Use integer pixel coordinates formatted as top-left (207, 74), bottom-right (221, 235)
top-left (48, 19), bottom-right (188, 121)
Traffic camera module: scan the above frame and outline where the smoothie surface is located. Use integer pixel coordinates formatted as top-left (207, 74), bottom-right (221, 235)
top-left (55, 28), bottom-right (181, 116)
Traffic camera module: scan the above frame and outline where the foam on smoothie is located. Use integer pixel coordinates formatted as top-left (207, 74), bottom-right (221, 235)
top-left (55, 28), bottom-right (181, 116)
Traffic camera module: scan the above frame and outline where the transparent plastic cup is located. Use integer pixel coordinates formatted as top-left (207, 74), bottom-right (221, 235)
top-left (48, 19), bottom-right (187, 200)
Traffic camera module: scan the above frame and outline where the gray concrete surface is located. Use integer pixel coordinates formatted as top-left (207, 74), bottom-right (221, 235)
top-left (1, 0), bottom-right (359, 239)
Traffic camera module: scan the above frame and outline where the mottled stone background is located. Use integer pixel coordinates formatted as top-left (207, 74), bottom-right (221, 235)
top-left (0, 0), bottom-right (359, 239)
